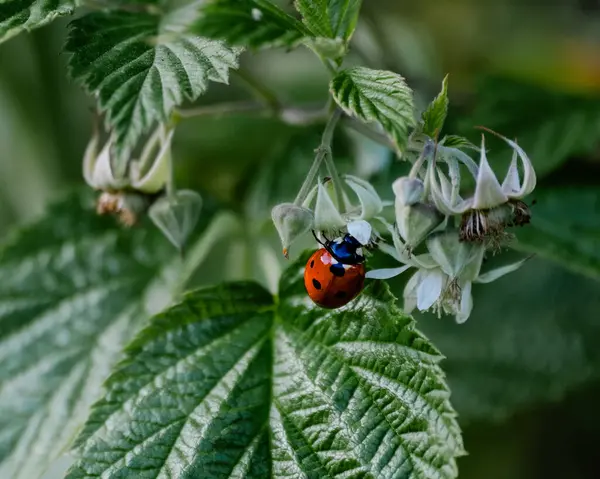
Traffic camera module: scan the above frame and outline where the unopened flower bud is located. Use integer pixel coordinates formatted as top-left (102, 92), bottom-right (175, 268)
top-left (393, 177), bottom-right (424, 206)
top-left (271, 203), bottom-right (314, 258)
top-left (396, 203), bottom-right (444, 251)
top-left (149, 190), bottom-right (203, 251)
top-left (313, 181), bottom-right (346, 233)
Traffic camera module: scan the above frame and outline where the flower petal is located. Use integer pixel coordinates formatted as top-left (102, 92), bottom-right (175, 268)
top-left (347, 219), bottom-right (372, 245)
top-left (130, 127), bottom-right (173, 193)
top-left (501, 149), bottom-right (521, 195)
top-left (90, 138), bottom-right (126, 191)
top-left (428, 157), bottom-right (472, 214)
top-left (403, 271), bottom-right (421, 313)
top-left (455, 281), bottom-right (473, 324)
top-left (345, 175), bottom-right (383, 219)
top-left (475, 257), bottom-right (530, 284)
top-left (314, 180), bottom-right (346, 231)
top-left (472, 135), bottom-right (509, 209)
top-left (366, 265), bottom-right (412, 280)
top-left (417, 269), bottom-right (445, 311)
top-left (392, 177), bottom-right (424, 206)
top-left (83, 130), bottom-right (100, 188)
top-left (502, 137), bottom-right (537, 198)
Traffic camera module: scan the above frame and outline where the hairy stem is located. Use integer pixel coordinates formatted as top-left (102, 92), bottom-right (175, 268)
top-left (293, 108), bottom-right (343, 206)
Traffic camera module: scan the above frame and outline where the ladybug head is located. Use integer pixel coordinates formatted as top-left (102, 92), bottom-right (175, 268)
top-left (326, 233), bottom-right (365, 265)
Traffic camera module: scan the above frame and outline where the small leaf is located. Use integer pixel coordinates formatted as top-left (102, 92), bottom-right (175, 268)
top-left (0, 191), bottom-right (177, 479)
top-left (441, 135), bottom-right (479, 151)
top-left (69, 253), bottom-right (464, 478)
top-left (422, 75), bottom-right (449, 138)
top-left (65, 11), bottom-right (240, 178)
top-left (331, 66), bottom-right (416, 150)
top-left (0, 0), bottom-right (73, 44)
top-left (294, 0), bottom-right (362, 41)
top-left (193, 0), bottom-right (308, 49)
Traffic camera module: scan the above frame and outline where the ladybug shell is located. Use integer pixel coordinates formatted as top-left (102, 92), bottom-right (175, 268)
top-left (304, 248), bottom-right (366, 309)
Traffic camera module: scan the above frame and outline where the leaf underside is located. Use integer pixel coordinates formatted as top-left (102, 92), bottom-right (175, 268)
top-left (331, 66), bottom-right (416, 150)
top-left (0, 0), bottom-right (73, 44)
top-left (68, 253), bottom-right (463, 479)
top-left (0, 192), bottom-right (175, 479)
top-left (294, 0), bottom-right (362, 41)
top-left (194, 0), bottom-right (308, 49)
top-left (65, 10), bottom-right (240, 177)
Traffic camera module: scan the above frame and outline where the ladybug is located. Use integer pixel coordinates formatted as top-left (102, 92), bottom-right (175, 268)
top-left (304, 232), bottom-right (366, 309)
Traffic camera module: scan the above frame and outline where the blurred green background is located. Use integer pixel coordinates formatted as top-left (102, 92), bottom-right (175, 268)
top-left (2, 0), bottom-right (600, 478)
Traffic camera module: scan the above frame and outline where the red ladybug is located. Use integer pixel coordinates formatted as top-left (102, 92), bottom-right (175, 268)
top-left (304, 233), bottom-right (366, 309)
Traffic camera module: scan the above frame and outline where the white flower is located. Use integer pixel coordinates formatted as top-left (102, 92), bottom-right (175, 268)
top-left (428, 131), bottom-right (536, 243)
top-left (430, 132), bottom-right (536, 214)
top-left (304, 175), bottom-right (383, 245)
top-left (84, 124), bottom-right (173, 226)
top-left (404, 231), bottom-right (530, 323)
top-left (84, 124), bottom-right (173, 193)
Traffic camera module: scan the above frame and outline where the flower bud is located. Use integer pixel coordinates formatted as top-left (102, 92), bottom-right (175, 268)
top-left (344, 175), bottom-right (383, 219)
top-left (313, 180), bottom-right (346, 232)
top-left (271, 203), bottom-right (314, 258)
top-left (396, 203), bottom-right (444, 251)
top-left (392, 177), bottom-right (424, 206)
top-left (149, 190), bottom-right (203, 251)
top-left (426, 231), bottom-right (483, 278)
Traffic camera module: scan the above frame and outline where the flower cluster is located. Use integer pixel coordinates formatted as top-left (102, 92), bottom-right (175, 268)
top-left (367, 130), bottom-right (536, 322)
top-left (273, 127), bottom-right (536, 323)
top-left (83, 121), bottom-right (202, 251)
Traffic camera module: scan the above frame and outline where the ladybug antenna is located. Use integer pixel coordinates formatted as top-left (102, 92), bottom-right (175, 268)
top-left (311, 230), bottom-right (327, 248)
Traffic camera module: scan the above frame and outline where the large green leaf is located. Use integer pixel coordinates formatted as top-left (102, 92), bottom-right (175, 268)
top-left (294, 0), bottom-right (362, 41)
top-left (0, 0), bottom-right (73, 44)
top-left (331, 66), bottom-right (416, 150)
top-left (65, 10), bottom-right (240, 177)
top-left (513, 187), bottom-right (600, 280)
top-left (0, 192), bottom-right (176, 479)
top-left (68, 254), bottom-right (463, 478)
top-left (193, 0), bottom-right (309, 49)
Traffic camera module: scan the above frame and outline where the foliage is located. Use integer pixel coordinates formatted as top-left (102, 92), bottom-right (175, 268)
top-left (2, 1), bottom-right (600, 478)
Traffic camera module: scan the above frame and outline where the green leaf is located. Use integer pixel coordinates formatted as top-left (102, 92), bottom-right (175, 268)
top-left (422, 75), bottom-right (449, 138)
top-left (193, 0), bottom-right (308, 49)
top-left (294, 0), bottom-right (362, 41)
top-left (65, 10), bottom-right (240, 178)
top-left (69, 253), bottom-right (463, 478)
top-left (0, 191), bottom-right (176, 479)
top-left (0, 0), bottom-right (73, 44)
top-left (331, 66), bottom-right (416, 150)
top-left (512, 187), bottom-right (600, 280)
top-left (441, 135), bottom-right (479, 151)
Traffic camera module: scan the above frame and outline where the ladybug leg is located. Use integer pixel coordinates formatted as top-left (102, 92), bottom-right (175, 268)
top-left (312, 230), bottom-right (328, 248)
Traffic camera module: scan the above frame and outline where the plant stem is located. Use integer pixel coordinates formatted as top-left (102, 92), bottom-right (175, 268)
top-left (293, 108), bottom-right (343, 206)
top-left (233, 68), bottom-right (281, 113)
top-left (342, 116), bottom-right (396, 150)
top-left (176, 101), bottom-right (265, 118)
top-left (321, 109), bottom-right (346, 209)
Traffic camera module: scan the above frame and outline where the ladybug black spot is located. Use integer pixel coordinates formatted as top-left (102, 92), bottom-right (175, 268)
top-left (330, 263), bottom-right (345, 277)
top-left (335, 291), bottom-right (347, 299)
top-left (312, 279), bottom-right (322, 290)
top-left (310, 260), bottom-right (314, 268)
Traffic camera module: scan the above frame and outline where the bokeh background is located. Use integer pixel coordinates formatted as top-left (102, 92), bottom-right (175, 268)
top-left (2, 1), bottom-right (600, 478)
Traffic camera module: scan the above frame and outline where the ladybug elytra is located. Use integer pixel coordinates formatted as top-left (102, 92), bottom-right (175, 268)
top-left (304, 233), bottom-right (366, 309)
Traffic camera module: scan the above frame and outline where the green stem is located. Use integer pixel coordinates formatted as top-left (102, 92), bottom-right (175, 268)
top-left (293, 108), bottom-right (343, 206)
top-left (320, 109), bottom-right (345, 209)
top-left (233, 68), bottom-right (281, 113)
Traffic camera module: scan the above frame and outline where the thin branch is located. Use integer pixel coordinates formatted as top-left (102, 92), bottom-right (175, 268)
top-left (176, 102), bottom-right (265, 119)
top-left (342, 116), bottom-right (396, 150)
